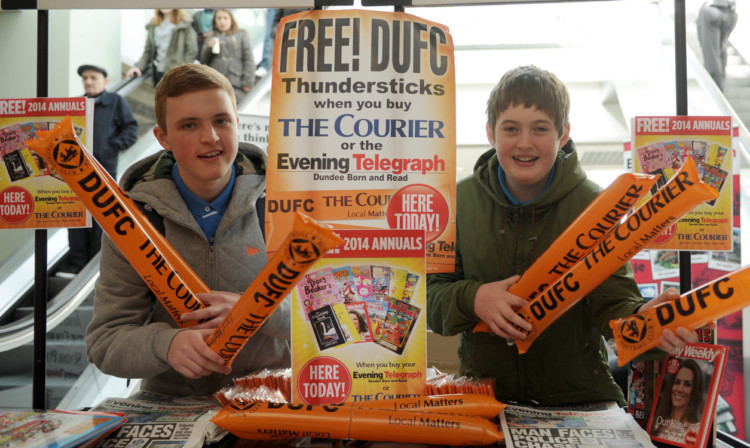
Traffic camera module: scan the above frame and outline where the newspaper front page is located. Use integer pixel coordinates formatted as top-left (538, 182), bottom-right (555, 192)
top-left (500, 403), bottom-right (655, 448)
top-left (90, 390), bottom-right (227, 448)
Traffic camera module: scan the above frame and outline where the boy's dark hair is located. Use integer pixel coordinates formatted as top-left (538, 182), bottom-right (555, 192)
top-left (154, 63), bottom-right (237, 131)
top-left (486, 65), bottom-right (570, 137)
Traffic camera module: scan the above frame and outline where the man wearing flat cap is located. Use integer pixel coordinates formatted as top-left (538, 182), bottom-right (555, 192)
top-left (60, 64), bottom-right (139, 277)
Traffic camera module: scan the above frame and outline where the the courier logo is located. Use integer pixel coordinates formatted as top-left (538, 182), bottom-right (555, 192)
top-left (52, 139), bottom-right (84, 172)
top-left (290, 238), bottom-right (320, 264)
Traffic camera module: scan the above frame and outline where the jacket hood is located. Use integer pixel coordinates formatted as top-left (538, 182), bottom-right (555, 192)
top-left (471, 138), bottom-right (588, 212)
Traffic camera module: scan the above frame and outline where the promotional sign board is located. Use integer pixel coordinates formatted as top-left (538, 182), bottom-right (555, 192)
top-left (266, 9), bottom-right (456, 273)
top-left (631, 116), bottom-right (732, 251)
top-left (292, 228), bottom-right (426, 405)
top-left (0, 97), bottom-right (92, 229)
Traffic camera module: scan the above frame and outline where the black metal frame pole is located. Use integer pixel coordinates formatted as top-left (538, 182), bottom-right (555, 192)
top-left (33, 8), bottom-right (49, 411)
top-left (674, 0), bottom-right (692, 294)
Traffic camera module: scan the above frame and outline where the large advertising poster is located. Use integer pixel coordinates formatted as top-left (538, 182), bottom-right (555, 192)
top-left (266, 9), bottom-right (456, 273)
top-left (0, 97), bottom-right (92, 229)
top-left (631, 116), bottom-right (732, 251)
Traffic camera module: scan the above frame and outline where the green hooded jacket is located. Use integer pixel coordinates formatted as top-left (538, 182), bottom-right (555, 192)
top-left (426, 140), bottom-right (646, 406)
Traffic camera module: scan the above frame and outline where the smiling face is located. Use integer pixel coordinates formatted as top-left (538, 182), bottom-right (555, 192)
top-left (671, 366), bottom-right (695, 411)
top-left (153, 87), bottom-right (238, 202)
top-left (486, 103), bottom-right (570, 203)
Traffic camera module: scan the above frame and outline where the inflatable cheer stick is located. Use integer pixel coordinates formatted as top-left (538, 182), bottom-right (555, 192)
top-left (514, 157), bottom-right (717, 354)
top-left (26, 117), bottom-right (211, 327)
top-left (212, 401), bottom-right (503, 445)
top-left (206, 212), bottom-right (344, 366)
top-left (474, 172), bottom-right (657, 333)
top-left (611, 265), bottom-right (750, 366)
top-left (220, 392), bottom-right (505, 419)
top-left (357, 393), bottom-right (506, 418)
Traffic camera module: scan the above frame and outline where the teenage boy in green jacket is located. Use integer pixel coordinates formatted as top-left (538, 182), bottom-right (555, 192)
top-left (426, 65), bottom-right (698, 407)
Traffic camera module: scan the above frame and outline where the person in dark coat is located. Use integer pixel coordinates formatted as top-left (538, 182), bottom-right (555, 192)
top-left (60, 64), bottom-right (138, 276)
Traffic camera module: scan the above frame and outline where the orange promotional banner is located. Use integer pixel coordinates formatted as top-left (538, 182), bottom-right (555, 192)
top-left (0, 97), bottom-right (91, 229)
top-left (631, 116), bottom-right (733, 251)
top-left (266, 9), bottom-right (457, 273)
top-left (513, 158), bottom-right (717, 354)
top-left (473, 172), bottom-right (658, 333)
top-left (26, 117), bottom-right (211, 327)
top-left (212, 401), bottom-right (504, 445)
top-left (611, 265), bottom-right (750, 367)
top-left (206, 213), bottom-right (344, 366)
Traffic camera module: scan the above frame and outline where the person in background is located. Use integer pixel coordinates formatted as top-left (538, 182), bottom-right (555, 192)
top-left (199, 9), bottom-right (255, 103)
top-left (650, 359), bottom-right (705, 442)
top-left (126, 9), bottom-right (198, 85)
top-left (697, 0), bottom-right (738, 91)
top-left (255, 8), bottom-right (309, 78)
top-left (58, 64), bottom-right (138, 277)
top-left (192, 8), bottom-right (215, 50)
top-left (86, 63), bottom-right (290, 396)
top-left (426, 65), bottom-right (700, 407)
top-left (255, 8), bottom-right (278, 78)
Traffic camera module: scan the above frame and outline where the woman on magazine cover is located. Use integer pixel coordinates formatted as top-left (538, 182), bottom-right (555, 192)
top-left (650, 359), bottom-right (706, 442)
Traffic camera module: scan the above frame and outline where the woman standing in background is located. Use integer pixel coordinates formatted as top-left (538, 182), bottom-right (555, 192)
top-left (199, 9), bottom-right (256, 102)
top-left (126, 9), bottom-right (198, 85)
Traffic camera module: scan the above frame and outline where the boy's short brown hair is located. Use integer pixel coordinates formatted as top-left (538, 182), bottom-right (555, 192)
top-left (154, 63), bottom-right (237, 132)
top-left (486, 65), bottom-right (570, 137)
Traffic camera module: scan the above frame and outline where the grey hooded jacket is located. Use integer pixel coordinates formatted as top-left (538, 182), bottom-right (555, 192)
top-left (86, 143), bottom-right (290, 396)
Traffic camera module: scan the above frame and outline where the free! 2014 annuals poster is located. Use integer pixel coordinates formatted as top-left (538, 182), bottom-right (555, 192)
top-left (266, 9), bottom-right (457, 274)
top-left (631, 116), bottom-right (732, 251)
top-left (292, 229), bottom-right (426, 405)
top-left (0, 98), bottom-right (92, 229)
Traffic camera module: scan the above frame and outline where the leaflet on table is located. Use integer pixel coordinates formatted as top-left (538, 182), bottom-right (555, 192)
top-left (0, 98), bottom-right (92, 229)
top-left (292, 228), bottom-right (426, 405)
top-left (266, 9), bottom-right (457, 274)
top-left (631, 116), bottom-right (732, 251)
top-left (500, 403), bottom-right (656, 448)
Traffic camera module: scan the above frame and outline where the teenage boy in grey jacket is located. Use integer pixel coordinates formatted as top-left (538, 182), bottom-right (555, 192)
top-left (426, 65), bottom-right (699, 407)
top-left (86, 64), bottom-right (290, 396)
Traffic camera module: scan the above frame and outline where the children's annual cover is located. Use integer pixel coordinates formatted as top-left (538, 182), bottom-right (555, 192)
top-left (374, 297), bottom-right (421, 355)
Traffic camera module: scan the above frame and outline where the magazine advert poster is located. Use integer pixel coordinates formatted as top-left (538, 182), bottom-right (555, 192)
top-left (291, 228), bottom-right (426, 405)
top-left (626, 130), bottom-right (744, 439)
top-left (647, 343), bottom-right (728, 448)
top-left (0, 97), bottom-right (92, 229)
top-left (266, 9), bottom-right (457, 273)
top-left (631, 116), bottom-right (732, 251)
